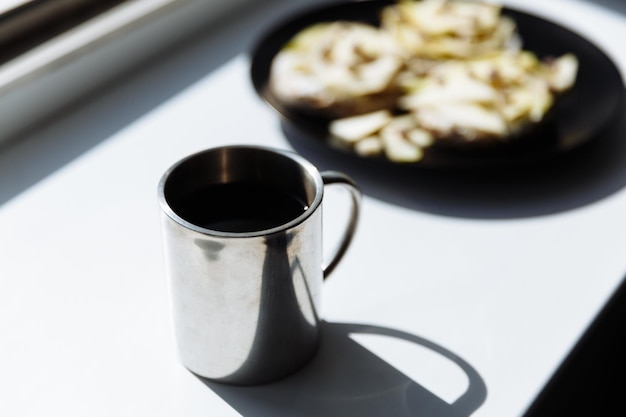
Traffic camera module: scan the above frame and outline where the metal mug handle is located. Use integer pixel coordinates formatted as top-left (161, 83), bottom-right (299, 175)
top-left (321, 171), bottom-right (361, 279)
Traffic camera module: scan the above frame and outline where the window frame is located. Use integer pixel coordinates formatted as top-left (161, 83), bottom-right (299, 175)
top-left (0, 0), bottom-right (252, 147)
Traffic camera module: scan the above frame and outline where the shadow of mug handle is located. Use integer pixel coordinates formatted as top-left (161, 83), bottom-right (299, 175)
top-left (332, 322), bottom-right (489, 416)
top-left (200, 320), bottom-right (487, 417)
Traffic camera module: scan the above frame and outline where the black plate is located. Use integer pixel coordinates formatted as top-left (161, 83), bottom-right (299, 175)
top-left (250, 0), bottom-right (625, 170)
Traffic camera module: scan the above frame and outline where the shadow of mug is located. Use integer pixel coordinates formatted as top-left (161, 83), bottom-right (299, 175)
top-left (202, 321), bottom-right (487, 417)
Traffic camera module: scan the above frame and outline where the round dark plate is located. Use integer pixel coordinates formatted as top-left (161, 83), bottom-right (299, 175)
top-left (250, 0), bottom-right (625, 170)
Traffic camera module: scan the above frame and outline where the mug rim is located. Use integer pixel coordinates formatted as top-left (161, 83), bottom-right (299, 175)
top-left (157, 145), bottom-right (324, 238)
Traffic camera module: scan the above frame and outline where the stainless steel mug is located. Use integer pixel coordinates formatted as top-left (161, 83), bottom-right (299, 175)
top-left (158, 145), bottom-right (360, 385)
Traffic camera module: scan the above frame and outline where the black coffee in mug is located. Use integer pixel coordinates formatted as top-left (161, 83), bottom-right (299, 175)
top-left (175, 182), bottom-right (308, 233)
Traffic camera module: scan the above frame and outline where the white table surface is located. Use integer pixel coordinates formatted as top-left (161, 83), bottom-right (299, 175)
top-left (1, 0), bottom-right (626, 416)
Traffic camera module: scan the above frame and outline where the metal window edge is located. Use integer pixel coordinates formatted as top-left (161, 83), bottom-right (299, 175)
top-left (0, 0), bottom-right (252, 147)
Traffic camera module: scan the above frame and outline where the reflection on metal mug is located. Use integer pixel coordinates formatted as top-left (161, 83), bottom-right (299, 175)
top-left (158, 145), bottom-right (361, 385)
